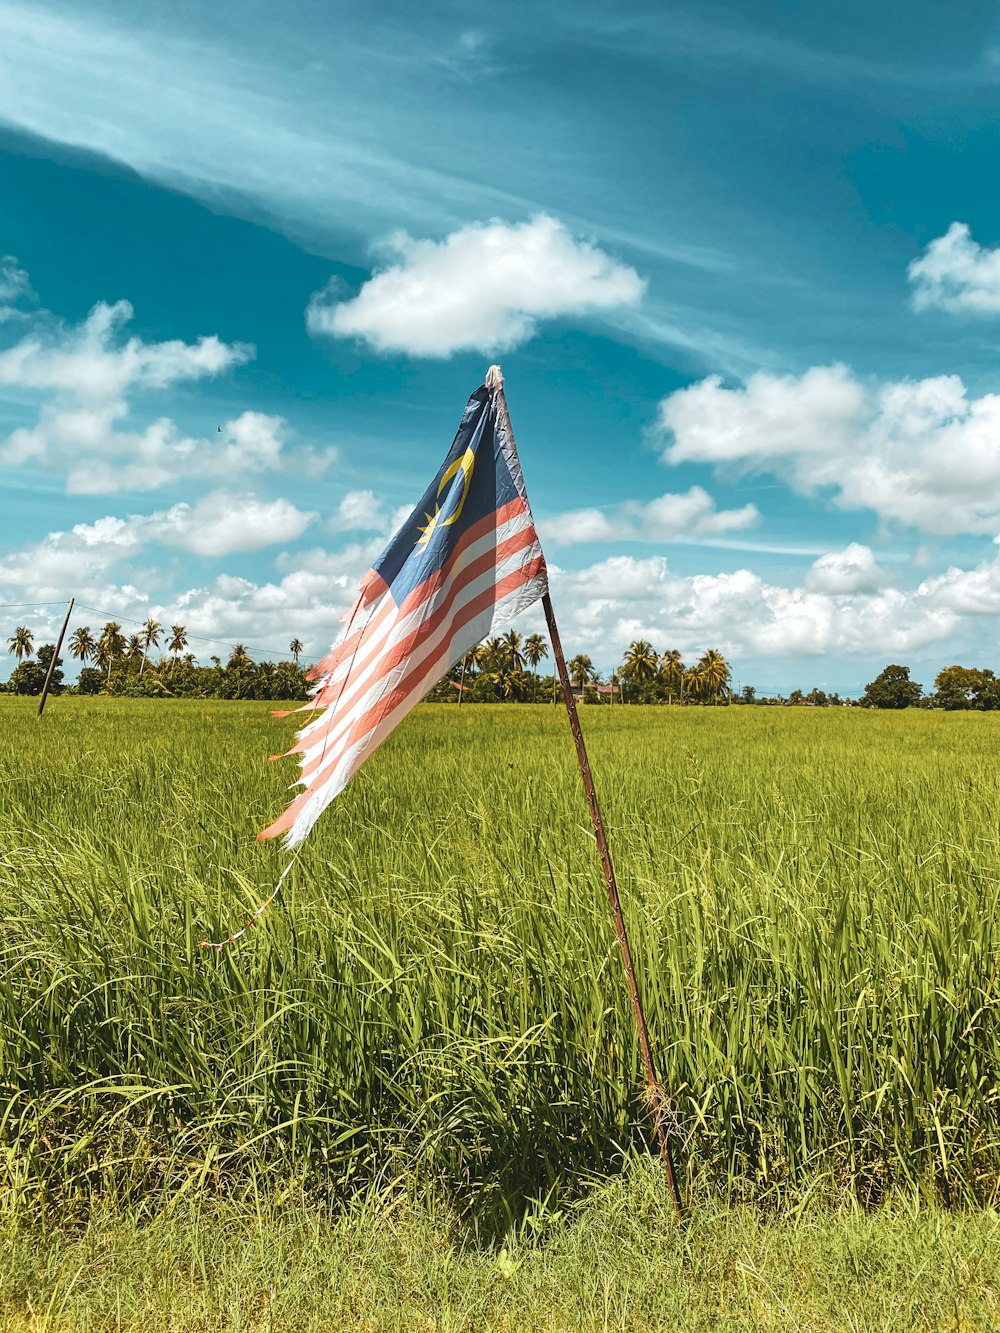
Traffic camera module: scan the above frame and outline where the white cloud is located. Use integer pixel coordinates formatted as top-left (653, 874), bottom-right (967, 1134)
top-left (0, 255), bottom-right (34, 319)
top-left (147, 493), bottom-right (316, 557)
top-left (327, 489), bottom-right (385, 532)
top-left (308, 215), bottom-right (645, 356)
top-left (0, 492), bottom-right (315, 607)
top-left (908, 222), bottom-right (1000, 314)
top-left (0, 290), bottom-right (271, 492)
top-left (0, 281), bottom-right (336, 493)
top-left (542, 485), bottom-right (758, 545)
top-left (658, 364), bottom-right (1000, 537)
top-left (548, 547), bottom-right (959, 663)
top-left (803, 543), bottom-right (888, 595)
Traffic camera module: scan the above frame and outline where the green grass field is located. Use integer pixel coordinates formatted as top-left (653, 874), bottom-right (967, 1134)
top-left (2, 697), bottom-right (1000, 1327)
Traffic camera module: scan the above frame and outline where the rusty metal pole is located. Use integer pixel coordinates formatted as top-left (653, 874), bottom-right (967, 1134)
top-left (489, 372), bottom-right (683, 1219)
top-left (37, 597), bottom-right (74, 718)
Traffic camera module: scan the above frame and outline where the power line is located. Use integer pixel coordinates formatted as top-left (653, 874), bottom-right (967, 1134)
top-left (0, 600), bottom-right (71, 609)
top-left (72, 601), bottom-right (298, 660)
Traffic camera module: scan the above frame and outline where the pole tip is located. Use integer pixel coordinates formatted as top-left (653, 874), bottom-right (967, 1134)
top-left (485, 365), bottom-right (504, 392)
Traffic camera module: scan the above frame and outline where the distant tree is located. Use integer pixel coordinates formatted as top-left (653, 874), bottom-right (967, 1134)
top-left (524, 633), bottom-right (548, 675)
top-left (76, 666), bottom-right (104, 695)
top-left (68, 626), bottom-right (96, 666)
top-left (567, 653), bottom-right (595, 694)
top-left (168, 625), bottom-right (188, 661)
top-left (697, 648), bottom-right (731, 702)
top-left (500, 629), bottom-right (525, 672)
top-left (140, 618), bottom-right (161, 675)
top-left (227, 643), bottom-right (253, 671)
top-left (933, 664), bottom-right (998, 710)
top-left (9, 643), bottom-right (63, 696)
top-left (741, 684), bottom-right (757, 704)
top-left (7, 626), bottom-right (33, 663)
top-left (862, 664), bottom-right (922, 709)
top-left (660, 649), bottom-right (684, 701)
top-left (289, 637), bottom-right (303, 664)
top-left (97, 622), bottom-right (126, 680)
top-left (621, 639), bottom-right (658, 684)
top-left (683, 665), bottom-right (706, 702)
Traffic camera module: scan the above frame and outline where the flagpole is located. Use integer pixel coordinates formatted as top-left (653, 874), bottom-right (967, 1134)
top-left (489, 373), bottom-right (684, 1220)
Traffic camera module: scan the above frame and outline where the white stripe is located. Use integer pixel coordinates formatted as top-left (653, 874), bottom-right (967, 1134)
top-left (303, 509), bottom-right (535, 714)
top-left (285, 554), bottom-right (546, 836)
top-left (294, 532), bottom-right (543, 775)
top-left (284, 570), bottom-right (547, 846)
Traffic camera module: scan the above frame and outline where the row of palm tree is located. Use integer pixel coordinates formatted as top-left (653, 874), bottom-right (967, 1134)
top-left (8, 620), bottom-right (308, 686)
top-left (449, 632), bottom-right (732, 703)
top-left (10, 620), bottom-right (730, 703)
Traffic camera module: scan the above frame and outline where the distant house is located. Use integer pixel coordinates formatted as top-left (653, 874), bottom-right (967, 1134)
top-left (572, 681), bottom-right (621, 702)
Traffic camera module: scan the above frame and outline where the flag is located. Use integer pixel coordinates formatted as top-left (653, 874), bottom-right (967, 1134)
top-left (259, 370), bottom-right (548, 847)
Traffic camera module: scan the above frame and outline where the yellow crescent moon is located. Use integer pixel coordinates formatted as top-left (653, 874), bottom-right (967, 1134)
top-left (417, 447), bottom-right (476, 547)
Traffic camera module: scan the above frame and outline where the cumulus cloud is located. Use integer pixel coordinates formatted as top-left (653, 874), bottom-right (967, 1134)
top-left (308, 214), bottom-right (645, 356)
top-left (0, 273), bottom-right (335, 492)
top-left (908, 222), bottom-right (1000, 314)
top-left (542, 485), bottom-right (759, 546)
top-left (147, 492), bottom-right (316, 556)
top-left (548, 547), bottom-right (959, 663)
top-left (327, 488), bottom-right (385, 532)
top-left (658, 364), bottom-right (1000, 537)
top-left (803, 543), bottom-right (888, 595)
top-left (0, 492), bottom-right (315, 606)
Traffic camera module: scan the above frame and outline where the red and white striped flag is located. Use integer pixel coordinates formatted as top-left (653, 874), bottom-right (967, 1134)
top-left (260, 368), bottom-right (547, 847)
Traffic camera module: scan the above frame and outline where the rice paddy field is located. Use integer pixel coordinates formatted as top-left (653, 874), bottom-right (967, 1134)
top-left (2, 696), bottom-right (1000, 1328)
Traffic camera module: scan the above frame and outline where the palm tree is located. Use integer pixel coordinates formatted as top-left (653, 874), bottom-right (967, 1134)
top-left (660, 649), bottom-right (684, 702)
top-left (479, 637), bottom-right (503, 673)
top-left (697, 648), bottom-right (731, 702)
top-left (227, 643), bottom-right (253, 671)
top-left (567, 653), bottom-right (595, 696)
top-left (97, 622), bottom-right (126, 680)
top-left (524, 633), bottom-right (548, 675)
top-left (621, 639), bottom-right (658, 685)
top-left (456, 641), bottom-right (486, 706)
top-left (140, 618), bottom-right (161, 675)
top-left (683, 664), bottom-right (706, 703)
top-left (500, 629), bottom-right (525, 672)
top-left (7, 626), bottom-right (34, 662)
top-left (68, 626), bottom-right (96, 666)
top-left (289, 637), bottom-right (303, 664)
top-left (168, 625), bottom-right (188, 662)
top-left (126, 633), bottom-right (144, 665)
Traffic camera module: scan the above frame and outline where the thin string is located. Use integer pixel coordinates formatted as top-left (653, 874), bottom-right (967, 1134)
top-left (199, 852), bottom-right (300, 950)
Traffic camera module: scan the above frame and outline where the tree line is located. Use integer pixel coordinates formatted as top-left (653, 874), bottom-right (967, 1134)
top-left (10, 619), bottom-right (988, 710)
top-left (3, 620), bottom-right (309, 701)
top-left (858, 663), bottom-right (1000, 710)
top-left (427, 634), bottom-right (734, 704)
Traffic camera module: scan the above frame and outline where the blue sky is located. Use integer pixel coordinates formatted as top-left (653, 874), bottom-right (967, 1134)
top-left (5, 0), bottom-right (1000, 692)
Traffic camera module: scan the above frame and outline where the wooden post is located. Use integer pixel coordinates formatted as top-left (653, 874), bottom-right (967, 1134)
top-left (37, 597), bottom-right (74, 718)
top-left (542, 593), bottom-right (684, 1219)
top-left (489, 371), bottom-right (684, 1219)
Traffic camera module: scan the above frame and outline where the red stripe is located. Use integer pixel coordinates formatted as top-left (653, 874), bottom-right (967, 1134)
top-left (305, 498), bottom-right (530, 710)
top-left (259, 559), bottom-right (545, 843)
top-left (294, 553), bottom-right (546, 788)
top-left (292, 528), bottom-right (543, 773)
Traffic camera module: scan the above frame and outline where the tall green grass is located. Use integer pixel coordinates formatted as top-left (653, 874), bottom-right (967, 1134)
top-left (1, 698), bottom-right (999, 1222)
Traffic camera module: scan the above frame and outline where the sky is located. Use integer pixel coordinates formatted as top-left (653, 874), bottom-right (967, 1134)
top-left (4, 0), bottom-right (1000, 693)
